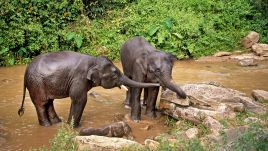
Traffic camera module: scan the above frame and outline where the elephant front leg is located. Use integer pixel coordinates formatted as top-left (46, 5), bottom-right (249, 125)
top-left (46, 99), bottom-right (62, 124)
top-left (124, 88), bottom-right (131, 109)
top-left (143, 88), bottom-right (148, 107)
top-left (130, 87), bottom-right (142, 122)
top-left (68, 94), bottom-right (87, 127)
top-left (145, 86), bottom-right (159, 118)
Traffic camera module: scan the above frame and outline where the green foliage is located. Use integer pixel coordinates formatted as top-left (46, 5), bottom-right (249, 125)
top-left (1, 0), bottom-right (267, 65)
top-left (229, 123), bottom-right (268, 151)
top-left (0, 0), bottom-right (84, 66)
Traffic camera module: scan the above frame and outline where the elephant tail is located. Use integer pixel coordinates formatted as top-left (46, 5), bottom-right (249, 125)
top-left (18, 82), bottom-right (26, 117)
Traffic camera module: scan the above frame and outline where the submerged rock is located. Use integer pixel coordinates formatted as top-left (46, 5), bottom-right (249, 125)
top-left (75, 135), bottom-right (143, 151)
top-left (239, 58), bottom-right (258, 66)
top-left (159, 83), bottom-right (266, 124)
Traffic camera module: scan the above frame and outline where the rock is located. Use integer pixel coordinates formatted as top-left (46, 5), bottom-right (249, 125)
top-left (159, 83), bottom-right (266, 124)
top-left (144, 139), bottom-right (160, 151)
top-left (252, 90), bottom-right (268, 102)
top-left (252, 43), bottom-right (268, 56)
top-left (161, 89), bottom-right (190, 106)
top-left (230, 53), bottom-right (265, 61)
top-left (244, 117), bottom-right (261, 124)
top-left (75, 135), bottom-right (143, 151)
top-left (202, 116), bottom-right (223, 135)
top-left (79, 121), bottom-right (132, 138)
top-left (241, 31), bottom-right (259, 48)
top-left (214, 51), bottom-right (232, 57)
top-left (238, 58), bottom-right (258, 66)
top-left (185, 128), bottom-right (199, 139)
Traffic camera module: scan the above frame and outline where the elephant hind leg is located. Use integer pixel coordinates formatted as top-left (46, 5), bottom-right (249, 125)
top-left (34, 103), bottom-right (51, 127)
top-left (29, 91), bottom-right (51, 127)
top-left (46, 99), bottom-right (62, 124)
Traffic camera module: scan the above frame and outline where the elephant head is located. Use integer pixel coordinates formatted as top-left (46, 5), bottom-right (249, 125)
top-left (87, 56), bottom-right (159, 89)
top-left (147, 51), bottom-right (186, 99)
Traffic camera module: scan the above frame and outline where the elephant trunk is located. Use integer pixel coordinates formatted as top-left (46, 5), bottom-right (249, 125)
top-left (159, 75), bottom-right (187, 99)
top-left (120, 75), bottom-right (159, 88)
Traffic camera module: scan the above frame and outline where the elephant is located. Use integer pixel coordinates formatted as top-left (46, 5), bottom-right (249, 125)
top-left (17, 51), bottom-right (159, 127)
top-left (120, 36), bottom-right (187, 121)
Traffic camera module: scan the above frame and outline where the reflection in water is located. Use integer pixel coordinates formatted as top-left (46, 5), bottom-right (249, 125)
top-left (0, 60), bottom-right (268, 150)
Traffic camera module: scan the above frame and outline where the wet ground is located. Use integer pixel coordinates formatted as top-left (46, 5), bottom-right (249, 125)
top-left (0, 60), bottom-right (268, 150)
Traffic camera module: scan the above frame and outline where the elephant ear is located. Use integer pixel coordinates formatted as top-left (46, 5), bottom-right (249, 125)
top-left (87, 66), bottom-right (101, 86)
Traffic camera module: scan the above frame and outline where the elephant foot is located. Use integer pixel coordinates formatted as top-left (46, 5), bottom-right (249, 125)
top-left (146, 111), bottom-right (157, 119)
top-left (49, 116), bottom-right (62, 124)
top-left (39, 120), bottom-right (51, 127)
top-left (131, 115), bottom-right (141, 123)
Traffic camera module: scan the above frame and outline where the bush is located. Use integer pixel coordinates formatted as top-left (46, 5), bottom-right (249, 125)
top-left (1, 0), bottom-right (267, 65)
top-left (88, 0), bottom-right (267, 59)
top-left (0, 0), bottom-right (84, 66)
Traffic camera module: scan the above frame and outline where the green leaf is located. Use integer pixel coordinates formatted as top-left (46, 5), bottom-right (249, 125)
top-left (148, 26), bottom-right (159, 36)
top-left (0, 47), bottom-right (8, 55)
top-left (172, 33), bottom-right (184, 39)
top-left (18, 47), bottom-right (27, 57)
top-left (8, 56), bottom-right (15, 65)
top-left (164, 18), bottom-right (173, 29)
top-left (66, 32), bottom-right (75, 41)
top-left (75, 35), bottom-right (83, 48)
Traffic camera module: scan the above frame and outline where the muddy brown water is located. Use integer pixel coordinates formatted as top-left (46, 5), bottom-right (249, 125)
top-left (0, 60), bottom-right (268, 150)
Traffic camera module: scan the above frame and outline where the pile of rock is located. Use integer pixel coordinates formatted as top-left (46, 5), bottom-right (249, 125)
top-left (241, 31), bottom-right (268, 57)
top-left (158, 82), bottom-right (267, 135)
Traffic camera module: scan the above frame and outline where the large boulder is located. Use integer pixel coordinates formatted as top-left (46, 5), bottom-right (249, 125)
top-left (159, 83), bottom-right (266, 123)
top-left (75, 135), bottom-right (143, 151)
top-left (252, 90), bottom-right (268, 103)
top-left (241, 31), bottom-right (259, 48)
top-left (252, 43), bottom-right (268, 56)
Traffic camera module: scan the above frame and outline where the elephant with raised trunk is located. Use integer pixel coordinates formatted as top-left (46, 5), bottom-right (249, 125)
top-left (121, 37), bottom-right (187, 121)
top-left (18, 51), bottom-right (159, 127)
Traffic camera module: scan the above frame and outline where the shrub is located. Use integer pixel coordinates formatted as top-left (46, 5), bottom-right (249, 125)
top-left (0, 0), bottom-right (84, 66)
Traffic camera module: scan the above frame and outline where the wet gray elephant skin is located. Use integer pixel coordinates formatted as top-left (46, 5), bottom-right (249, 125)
top-left (18, 51), bottom-right (159, 127)
top-left (120, 37), bottom-right (186, 121)
top-left (79, 121), bottom-right (132, 138)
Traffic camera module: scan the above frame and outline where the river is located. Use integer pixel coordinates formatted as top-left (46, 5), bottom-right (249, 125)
top-left (0, 60), bottom-right (268, 150)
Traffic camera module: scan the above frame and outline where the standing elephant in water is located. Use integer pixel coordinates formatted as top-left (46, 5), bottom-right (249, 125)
top-left (18, 51), bottom-right (159, 127)
top-left (120, 37), bottom-right (187, 121)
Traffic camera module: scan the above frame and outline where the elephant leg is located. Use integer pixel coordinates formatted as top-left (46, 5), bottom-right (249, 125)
top-left (130, 87), bottom-right (142, 121)
top-left (145, 86), bottom-right (159, 118)
top-left (68, 92), bottom-right (87, 128)
top-left (143, 88), bottom-right (148, 106)
top-left (124, 88), bottom-right (131, 109)
top-left (29, 91), bottom-right (51, 127)
top-left (46, 99), bottom-right (62, 124)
